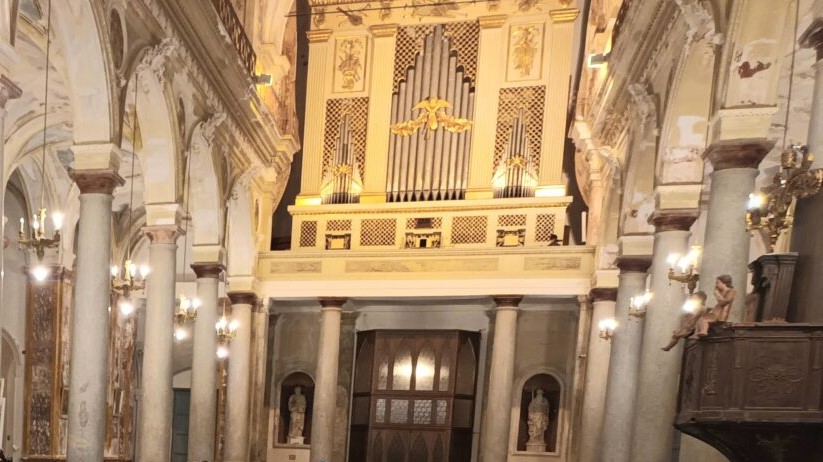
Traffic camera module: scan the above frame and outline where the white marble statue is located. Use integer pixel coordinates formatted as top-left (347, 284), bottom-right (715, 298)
top-left (287, 386), bottom-right (307, 444)
top-left (526, 389), bottom-right (549, 452)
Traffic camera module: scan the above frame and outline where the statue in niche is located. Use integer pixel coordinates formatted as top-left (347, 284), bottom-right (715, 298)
top-left (287, 386), bottom-right (307, 444)
top-left (526, 389), bottom-right (549, 452)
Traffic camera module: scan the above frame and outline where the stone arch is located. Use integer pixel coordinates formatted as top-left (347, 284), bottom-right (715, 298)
top-left (226, 180), bottom-right (257, 278)
top-left (188, 116), bottom-right (225, 248)
top-left (50, 0), bottom-right (116, 144)
top-left (619, 84), bottom-right (658, 235)
top-left (129, 41), bottom-right (181, 209)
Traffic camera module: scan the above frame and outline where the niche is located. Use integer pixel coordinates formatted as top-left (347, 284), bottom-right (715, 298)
top-left (516, 373), bottom-right (562, 453)
top-left (278, 372), bottom-right (315, 445)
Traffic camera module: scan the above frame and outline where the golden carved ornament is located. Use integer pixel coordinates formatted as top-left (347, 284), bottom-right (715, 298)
top-left (337, 39), bottom-right (363, 90)
top-left (746, 145), bottom-right (823, 252)
top-left (512, 26), bottom-right (538, 77)
top-left (390, 97), bottom-right (473, 137)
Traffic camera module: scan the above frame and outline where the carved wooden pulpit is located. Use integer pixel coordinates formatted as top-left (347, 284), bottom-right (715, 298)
top-left (676, 323), bottom-right (823, 462)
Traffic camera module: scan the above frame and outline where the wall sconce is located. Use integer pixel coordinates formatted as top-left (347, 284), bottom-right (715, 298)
top-left (682, 292), bottom-right (706, 314)
top-left (628, 290), bottom-right (653, 319)
top-left (745, 145), bottom-right (823, 252)
top-left (667, 246), bottom-right (701, 294)
top-left (598, 318), bottom-right (617, 341)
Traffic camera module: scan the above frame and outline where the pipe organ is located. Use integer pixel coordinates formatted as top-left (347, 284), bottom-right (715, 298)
top-left (493, 109), bottom-right (538, 198)
top-left (321, 114), bottom-right (363, 204)
top-left (387, 25), bottom-right (476, 202)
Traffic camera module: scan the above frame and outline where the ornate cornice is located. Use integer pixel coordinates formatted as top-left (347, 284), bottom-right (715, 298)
top-left (648, 209), bottom-right (700, 232)
top-left (306, 29), bottom-right (333, 43)
top-left (549, 8), bottom-right (580, 23)
top-left (369, 24), bottom-right (399, 37)
top-left (479, 15), bottom-right (508, 29)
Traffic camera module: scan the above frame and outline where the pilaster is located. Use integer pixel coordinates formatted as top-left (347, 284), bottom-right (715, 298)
top-left (299, 29), bottom-right (333, 201)
top-left (465, 15), bottom-right (507, 199)
top-left (361, 24), bottom-right (398, 203)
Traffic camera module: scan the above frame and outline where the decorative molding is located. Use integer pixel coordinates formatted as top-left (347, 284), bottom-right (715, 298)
top-left (228, 291), bottom-right (259, 306)
top-left (493, 295), bottom-right (523, 307)
top-left (0, 75), bottom-right (22, 109)
top-left (615, 255), bottom-right (652, 273)
top-left (479, 14), bottom-right (507, 29)
top-left (589, 287), bottom-right (618, 302)
top-left (201, 112), bottom-right (228, 146)
top-left (191, 262), bottom-right (225, 279)
top-left (704, 140), bottom-right (774, 170)
top-left (318, 296), bottom-right (347, 308)
top-left (136, 37), bottom-right (179, 91)
top-left (674, 0), bottom-right (716, 48)
top-left (307, 29), bottom-right (333, 43)
top-left (549, 8), bottom-right (580, 23)
top-left (143, 225), bottom-right (184, 244)
top-left (648, 209), bottom-right (700, 232)
top-left (627, 83), bottom-right (657, 131)
top-left (369, 23), bottom-right (398, 37)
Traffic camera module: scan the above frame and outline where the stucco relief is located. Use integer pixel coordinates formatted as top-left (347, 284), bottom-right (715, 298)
top-left (508, 24), bottom-right (543, 81)
top-left (334, 37), bottom-right (366, 93)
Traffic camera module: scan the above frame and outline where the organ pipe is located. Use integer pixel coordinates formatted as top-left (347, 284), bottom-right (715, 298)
top-left (386, 25), bottom-right (475, 202)
top-left (321, 114), bottom-right (362, 204)
top-left (493, 109), bottom-right (537, 198)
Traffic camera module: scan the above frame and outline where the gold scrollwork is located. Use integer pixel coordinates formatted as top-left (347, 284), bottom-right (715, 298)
top-left (337, 39), bottom-right (363, 90)
top-left (512, 25), bottom-right (538, 77)
top-left (390, 97), bottom-right (473, 137)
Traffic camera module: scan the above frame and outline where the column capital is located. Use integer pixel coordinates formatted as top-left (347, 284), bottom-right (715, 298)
top-left (69, 168), bottom-right (125, 194)
top-left (589, 287), bottom-right (618, 302)
top-left (492, 295), bottom-right (523, 308)
top-left (190, 262), bottom-right (224, 279)
top-left (143, 225), bottom-right (183, 244)
top-left (0, 75), bottom-right (21, 109)
top-left (479, 14), bottom-right (507, 29)
top-left (616, 255), bottom-right (652, 273)
top-left (800, 17), bottom-right (823, 60)
top-left (369, 23), bottom-right (398, 37)
top-left (318, 296), bottom-right (347, 309)
top-left (648, 209), bottom-right (699, 233)
top-left (306, 29), bottom-right (333, 43)
top-left (228, 291), bottom-right (259, 306)
top-left (704, 140), bottom-right (774, 170)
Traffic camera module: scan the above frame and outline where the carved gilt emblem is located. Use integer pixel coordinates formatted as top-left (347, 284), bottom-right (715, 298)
top-left (390, 97), bottom-right (473, 137)
top-left (513, 26), bottom-right (538, 77)
top-left (337, 39), bottom-right (363, 90)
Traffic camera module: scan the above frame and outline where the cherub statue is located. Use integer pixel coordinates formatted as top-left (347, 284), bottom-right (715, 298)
top-left (661, 291), bottom-right (706, 352)
top-left (694, 274), bottom-right (735, 337)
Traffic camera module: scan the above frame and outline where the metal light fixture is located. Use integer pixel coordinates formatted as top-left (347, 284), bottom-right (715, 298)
top-left (598, 318), bottom-right (617, 341)
top-left (667, 246), bottom-right (701, 295)
top-left (112, 74), bottom-right (149, 315)
top-left (215, 303), bottom-right (239, 359)
top-left (628, 290), bottom-right (653, 319)
top-left (681, 293), bottom-right (705, 314)
top-left (745, 145), bottom-right (823, 252)
top-left (19, 0), bottom-right (61, 282)
top-left (172, 135), bottom-right (199, 341)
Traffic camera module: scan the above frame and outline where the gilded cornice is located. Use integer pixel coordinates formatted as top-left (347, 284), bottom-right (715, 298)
top-left (549, 8), bottom-right (580, 23)
top-left (479, 14), bottom-right (508, 29)
top-left (370, 23), bottom-right (399, 37)
top-left (307, 29), bottom-right (334, 43)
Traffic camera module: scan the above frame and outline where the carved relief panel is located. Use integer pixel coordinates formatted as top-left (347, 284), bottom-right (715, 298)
top-left (507, 23), bottom-right (544, 82)
top-left (334, 37), bottom-right (368, 93)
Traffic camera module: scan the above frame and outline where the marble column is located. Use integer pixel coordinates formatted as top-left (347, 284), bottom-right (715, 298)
top-left (187, 263), bottom-right (224, 462)
top-left (629, 211), bottom-right (698, 462)
top-left (790, 22), bottom-right (823, 322)
top-left (224, 292), bottom-right (257, 462)
top-left (65, 169), bottom-right (124, 462)
top-left (578, 288), bottom-right (616, 462)
top-left (309, 297), bottom-right (345, 462)
top-left (248, 301), bottom-right (270, 462)
top-left (701, 143), bottom-right (771, 319)
top-left (481, 296), bottom-right (521, 462)
top-left (600, 256), bottom-right (651, 462)
top-left (137, 225), bottom-right (182, 462)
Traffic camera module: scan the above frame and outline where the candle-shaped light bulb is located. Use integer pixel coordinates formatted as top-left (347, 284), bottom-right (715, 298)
top-left (111, 265), bottom-right (120, 277)
top-left (747, 193), bottom-right (764, 210)
top-left (598, 318), bottom-right (618, 331)
top-left (51, 211), bottom-right (64, 231)
top-left (31, 214), bottom-right (40, 231)
top-left (229, 319), bottom-right (240, 332)
top-left (139, 265), bottom-right (150, 279)
top-left (19, 217), bottom-right (24, 234)
top-left (666, 253), bottom-right (680, 269)
top-left (216, 344), bottom-right (230, 359)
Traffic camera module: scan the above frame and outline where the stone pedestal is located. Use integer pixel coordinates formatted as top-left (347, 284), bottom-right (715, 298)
top-left (526, 442), bottom-right (546, 453)
top-left (749, 252), bottom-right (797, 322)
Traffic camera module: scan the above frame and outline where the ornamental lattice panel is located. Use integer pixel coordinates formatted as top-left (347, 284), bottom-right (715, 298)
top-left (451, 216), bottom-right (487, 244)
top-left (299, 221), bottom-right (318, 247)
top-left (535, 214), bottom-right (557, 242)
top-left (498, 214), bottom-right (527, 227)
top-left (361, 218), bottom-right (397, 246)
top-left (493, 86), bottom-right (546, 173)
top-left (323, 97), bottom-right (369, 177)
top-left (327, 219), bottom-right (352, 232)
top-left (393, 22), bottom-right (479, 91)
